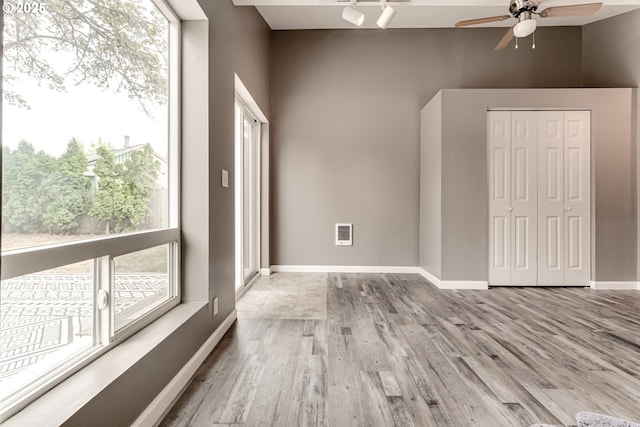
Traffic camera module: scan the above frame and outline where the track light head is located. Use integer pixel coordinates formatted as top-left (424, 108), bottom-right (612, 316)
top-left (342, 6), bottom-right (364, 26)
top-left (376, 4), bottom-right (396, 29)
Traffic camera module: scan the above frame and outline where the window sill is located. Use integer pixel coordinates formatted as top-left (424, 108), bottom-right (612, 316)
top-left (3, 302), bottom-right (207, 427)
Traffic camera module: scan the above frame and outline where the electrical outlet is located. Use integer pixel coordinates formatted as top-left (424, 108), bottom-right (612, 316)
top-left (221, 169), bottom-right (229, 188)
top-left (212, 297), bottom-right (219, 316)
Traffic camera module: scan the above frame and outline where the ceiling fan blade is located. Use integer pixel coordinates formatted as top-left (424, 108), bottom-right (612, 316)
top-left (494, 26), bottom-right (515, 51)
top-left (455, 15), bottom-right (511, 27)
top-left (539, 2), bottom-right (602, 18)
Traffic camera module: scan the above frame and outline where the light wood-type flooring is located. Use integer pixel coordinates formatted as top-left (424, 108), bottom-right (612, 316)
top-left (161, 273), bottom-right (640, 427)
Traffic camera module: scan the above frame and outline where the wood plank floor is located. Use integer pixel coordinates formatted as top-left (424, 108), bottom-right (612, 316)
top-left (161, 273), bottom-right (640, 427)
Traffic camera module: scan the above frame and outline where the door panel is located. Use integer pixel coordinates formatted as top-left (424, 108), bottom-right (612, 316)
top-left (564, 111), bottom-right (591, 285)
top-left (545, 216), bottom-right (561, 269)
top-left (567, 216), bottom-right (583, 269)
top-left (538, 111), bottom-right (564, 285)
top-left (514, 216), bottom-right (530, 270)
top-left (493, 147), bottom-right (508, 202)
top-left (510, 111), bottom-right (537, 285)
top-left (488, 111), bottom-right (511, 285)
top-left (493, 216), bottom-right (509, 270)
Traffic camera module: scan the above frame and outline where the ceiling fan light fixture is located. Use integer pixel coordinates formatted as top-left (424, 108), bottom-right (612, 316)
top-left (342, 6), bottom-right (365, 26)
top-left (376, 4), bottom-right (396, 29)
top-left (513, 18), bottom-right (537, 38)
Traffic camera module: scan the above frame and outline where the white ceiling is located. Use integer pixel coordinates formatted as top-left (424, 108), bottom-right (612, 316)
top-left (232, 0), bottom-right (640, 30)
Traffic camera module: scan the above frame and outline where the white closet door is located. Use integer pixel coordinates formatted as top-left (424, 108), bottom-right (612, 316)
top-left (538, 111), bottom-right (565, 285)
top-left (488, 111), bottom-right (511, 285)
top-left (510, 111), bottom-right (538, 285)
top-left (564, 111), bottom-right (591, 285)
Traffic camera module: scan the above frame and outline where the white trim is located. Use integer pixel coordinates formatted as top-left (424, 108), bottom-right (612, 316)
top-left (417, 268), bottom-right (489, 290)
top-left (235, 273), bottom-right (261, 300)
top-left (589, 281), bottom-right (640, 290)
top-left (270, 265), bottom-right (421, 274)
top-left (164, 0), bottom-right (205, 20)
top-left (260, 267), bottom-right (271, 276)
top-left (260, 123), bottom-right (270, 275)
top-left (132, 309), bottom-right (237, 427)
top-left (234, 78), bottom-right (269, 295)
top-left (234, 74), bottom-right (268, 123)
top-left (1, 228), bottom-right (179, 281)
top-left (436, 281), bottom-right (490, 290)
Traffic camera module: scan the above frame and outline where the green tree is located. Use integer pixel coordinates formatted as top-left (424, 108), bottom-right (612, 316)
top-left (89, 145), bottom-right (124, 234)
top-left (121, 144), bottom-right (159, 230)
top-left (41, 139), bottom-right (92, 233)
top-left (3, 0), bottom-right (168, 114)
top-left (1, 141), bottom-right (55, 233)
top-left (88, 144), bottom-right (159, 233)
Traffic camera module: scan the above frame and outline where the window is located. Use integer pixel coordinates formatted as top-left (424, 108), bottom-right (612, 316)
top-left (0, 0), bottom-right (180, 420)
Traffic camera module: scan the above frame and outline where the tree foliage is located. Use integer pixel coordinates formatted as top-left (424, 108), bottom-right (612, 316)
top-left (2, 141), bottom-right (55, 233)
top-left (89, 144), bottom-right (124, 233)
top-left (2, 139), bottom-right (159, 235)
top-left (89, 143), bottom-right (159, 233)
top-left (41, 139), bottom-right (92, 233)
top-left (3, 0), bottom-right (168, 114)
top-left (121, 144), bottom-right (159, 230)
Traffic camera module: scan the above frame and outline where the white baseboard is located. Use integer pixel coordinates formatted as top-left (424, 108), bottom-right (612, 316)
top-left (132, 309), bottom-right (238, 427)
top-left (269, 266), bottom-right (638, 291)
top-left (260, 267), bottom-right (271, 276)
top-left (418, 268), bottom-right (489, 290)
top-left (270, 265), bottom-right (421, 274)
top-left (589, 281), bottom-right (640, 290)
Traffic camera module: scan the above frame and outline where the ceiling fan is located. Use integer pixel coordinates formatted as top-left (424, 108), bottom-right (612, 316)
top-left (455, 0), bottom-right (602, 51)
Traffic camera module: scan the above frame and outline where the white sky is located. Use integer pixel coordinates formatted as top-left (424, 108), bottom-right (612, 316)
top-left (2, 0), bottom-right (169, 160)
top-left (2, 75), bottom-right (168, 158)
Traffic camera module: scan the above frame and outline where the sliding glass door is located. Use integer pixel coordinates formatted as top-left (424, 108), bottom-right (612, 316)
top-left (235, 99), bottom-right (260, 292)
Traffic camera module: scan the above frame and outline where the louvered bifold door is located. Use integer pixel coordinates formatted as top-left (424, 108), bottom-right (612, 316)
top-left (488, 111), bottom-right (512, 285)
top-left (538, 111), bottom-right (565, 285)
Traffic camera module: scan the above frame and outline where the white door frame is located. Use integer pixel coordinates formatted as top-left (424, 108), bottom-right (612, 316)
top-left (234, 75), bottom-right (269, 295)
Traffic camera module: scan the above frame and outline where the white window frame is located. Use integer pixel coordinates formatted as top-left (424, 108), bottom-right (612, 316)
top-left (0, 0), bottom-right (181, 421)
top-left (235, 96), bottom-right (261, 293)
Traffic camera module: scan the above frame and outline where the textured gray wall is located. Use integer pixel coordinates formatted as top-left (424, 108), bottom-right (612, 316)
top-left (271, 27), bottom-right (583, 266)
top-left (419, 88), bottom-right (636, 282)
top-left (582, 9), bottom-right (640, 281)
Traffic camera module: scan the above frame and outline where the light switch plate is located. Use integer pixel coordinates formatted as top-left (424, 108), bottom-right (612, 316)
top-left (221, 169), bottom-right (229, 188)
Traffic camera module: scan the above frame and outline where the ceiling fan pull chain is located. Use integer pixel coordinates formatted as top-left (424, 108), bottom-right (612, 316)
top-left (515, 37), bottom-right (519, 49)
top-left (532, 31), bottom-right (536, 49)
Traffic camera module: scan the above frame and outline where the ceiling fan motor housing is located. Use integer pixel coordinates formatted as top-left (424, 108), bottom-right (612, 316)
top-left (509, 0), bottom-right (539, 17)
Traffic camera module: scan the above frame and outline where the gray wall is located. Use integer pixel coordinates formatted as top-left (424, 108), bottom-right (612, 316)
top-left (200, 0), bottom-right (270, 323)
top-left (271, 27), bottom-right (583, 266)
top-left (419, 93), bottom-right (442, 277)
top-left (582, 9), bottom-right (640, 281)
top-left (419, 88), bottom-right (637, 282)
top-left (582, 9), bottom-right (640, 88)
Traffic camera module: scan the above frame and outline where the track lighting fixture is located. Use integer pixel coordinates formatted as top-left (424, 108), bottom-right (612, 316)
top-left (376, 2), bottom-right (396, 29)
top-left (342, 4), bottom-right (364, 27)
